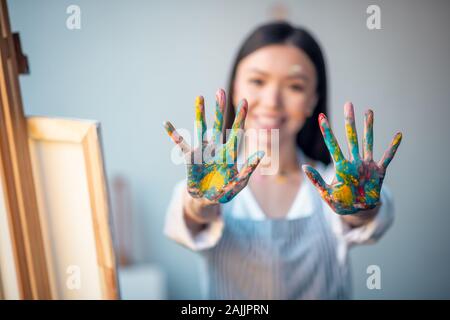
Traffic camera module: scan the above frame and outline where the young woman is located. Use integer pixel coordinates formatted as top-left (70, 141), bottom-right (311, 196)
top-left (163, 21), bottom-right (402, 299)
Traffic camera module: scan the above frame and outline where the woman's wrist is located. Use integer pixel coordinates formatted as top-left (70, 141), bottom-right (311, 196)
top-left (182, 187), bottom-right (221, 228)
top-left (341, 202), bottom-right (381, 228)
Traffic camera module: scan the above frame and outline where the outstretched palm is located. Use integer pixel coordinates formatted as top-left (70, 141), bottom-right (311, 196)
top-left (164, 89), bottom-right (264, 203)
top-left (303, 102), bottom-right (402, 215)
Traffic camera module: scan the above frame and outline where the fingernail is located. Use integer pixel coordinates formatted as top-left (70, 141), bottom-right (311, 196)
top-left (195, 96), bottom-right (204, 108)
top-left (216, 89), bottom-right (226, 105)
top-left (163, 121), bottom-right (172, 132)
top-left (318, 113), bottom-right (326, 122)
top-left (237, 99), bottom-right (248, 114)
top-left (344, 102), bottom-right (354, 115)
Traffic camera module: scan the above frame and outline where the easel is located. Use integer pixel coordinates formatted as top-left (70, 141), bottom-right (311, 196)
top-left (0, 0), bottom-right (118, 299)
top-left (0, 0), bottom-right (51, 299)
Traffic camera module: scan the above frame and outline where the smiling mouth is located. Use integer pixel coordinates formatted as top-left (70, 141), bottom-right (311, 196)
top-left (252, 114), bottom-right (286, 129)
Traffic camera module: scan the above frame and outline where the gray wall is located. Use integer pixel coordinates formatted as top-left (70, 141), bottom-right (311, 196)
top-left (8, 0), bottom-right (450, 298)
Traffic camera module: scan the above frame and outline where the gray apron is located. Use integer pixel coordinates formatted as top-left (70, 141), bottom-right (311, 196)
top-left (202, 207), bottom-right (352, 299)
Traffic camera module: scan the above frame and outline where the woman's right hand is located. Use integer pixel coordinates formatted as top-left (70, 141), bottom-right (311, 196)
top-left (164, 89), bottom-right (264, 222)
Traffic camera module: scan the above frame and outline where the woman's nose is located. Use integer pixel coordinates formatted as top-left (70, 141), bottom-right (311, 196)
top-left (261, 85), bottom-right (282, 110)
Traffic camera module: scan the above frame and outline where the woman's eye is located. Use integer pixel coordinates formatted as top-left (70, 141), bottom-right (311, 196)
top-left (290, 84), bottom-right (305, 92)
top-left (249, 78), bottom-right (264, 86)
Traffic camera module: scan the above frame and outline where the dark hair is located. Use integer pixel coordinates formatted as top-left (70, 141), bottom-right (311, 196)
top-left (224, 21), bottom-right (330, 165)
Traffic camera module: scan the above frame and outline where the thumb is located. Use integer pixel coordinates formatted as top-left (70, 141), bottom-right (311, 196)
top-left (302, 164), bottom-right (330, 196)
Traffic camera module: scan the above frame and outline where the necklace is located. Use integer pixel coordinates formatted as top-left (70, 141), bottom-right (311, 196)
top-left (275, 168), bottom-right (301, 184)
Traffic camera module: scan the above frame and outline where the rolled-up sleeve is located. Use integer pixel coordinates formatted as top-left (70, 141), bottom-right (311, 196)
top-left (163, 180), bottom-right (224, 251)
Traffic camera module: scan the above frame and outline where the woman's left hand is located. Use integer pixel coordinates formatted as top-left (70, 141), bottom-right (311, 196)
top-left (302, 102), bottom-right (402, 215)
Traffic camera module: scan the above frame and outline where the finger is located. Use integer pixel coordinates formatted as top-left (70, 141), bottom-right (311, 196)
top-left (378, 132), bottom-right (402, 170)
top-left (363, 109), bottom-right (374, 161)
top-left (163, 121), bottom-right (191, 154)
top-left (214, 144), bottom-right (227, 165)
top-left (212, 89), bottom-right (226, 146)
top-left (227, 99), bottom-right (248, 143)
top-left (239, 150), bottom-right (265, 178)
top-left (302, 164), bottom-right (331, 196)
top-left (195, 96), bottom-right (207, 149)
top-left (212, 150), bottom-right (264, 203)
top-left (224, 135), bottom-right (237, 165)
top-left (186, 174), bottom-right (203, 198)
top-left (344, 102), bottom-right (360, 161)
top-left (232, 99), bottom-right (248, 131)
top-left (318, 113), bottom-right (345, 163)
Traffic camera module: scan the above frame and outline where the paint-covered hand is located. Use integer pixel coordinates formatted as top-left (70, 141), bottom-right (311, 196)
top-left (164, 89), bottom-right (264, 204)
top-left (302, 102), bottom-right (402, 215)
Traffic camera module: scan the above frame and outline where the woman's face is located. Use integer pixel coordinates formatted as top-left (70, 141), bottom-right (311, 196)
top-left (233, 44), bottom-right (318, 144)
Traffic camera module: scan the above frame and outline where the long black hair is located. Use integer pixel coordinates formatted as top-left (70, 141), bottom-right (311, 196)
top-left (224, 21), bottom-right (330, 165)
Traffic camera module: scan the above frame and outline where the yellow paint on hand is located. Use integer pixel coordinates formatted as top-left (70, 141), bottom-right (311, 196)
top-left (333, 184), bottom-right (354, 206)
top-left (366, 188), bottom-right (379, 199)
top-left (345, 123), bottom-right (357, 143)
top-left (195, 96), bottom-right (203, 108)
top-left (195, 96), bottom-right (204, 122)
top-left (337, 171), bottom-right (358, 186)
top-left (393, 133), bottom-right (402, 146)
top-left (199, 170), bottom-right (226, 192)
